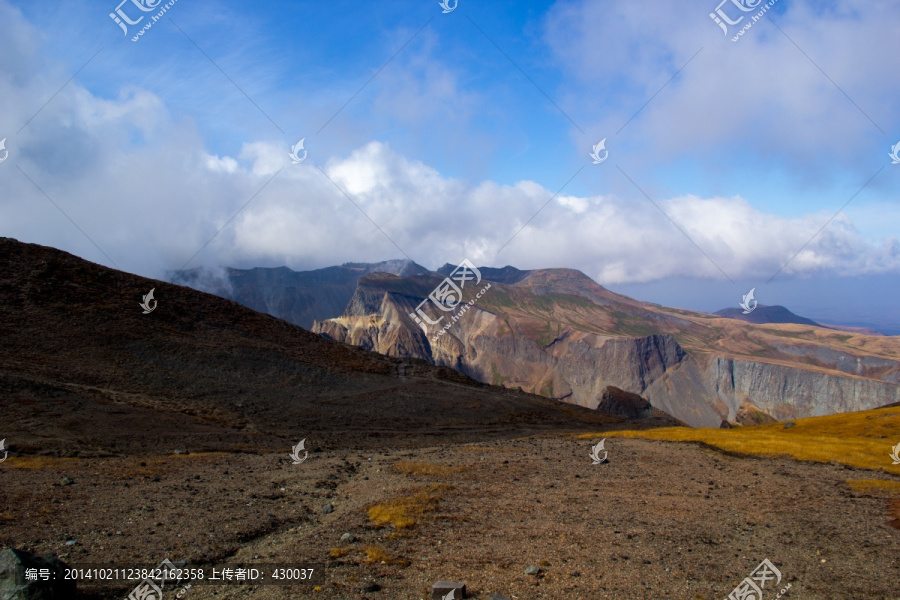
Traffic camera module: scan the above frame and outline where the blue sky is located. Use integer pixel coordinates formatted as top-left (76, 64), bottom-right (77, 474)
top-left (0, 0), bottom-right (898, 330)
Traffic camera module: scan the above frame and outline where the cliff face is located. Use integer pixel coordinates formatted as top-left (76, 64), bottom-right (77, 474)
top-left (314, 283), bottom-right (723, 426)
top-left (707, 357), bottom-right (900, 420)
top-left (313, 268), bottom-right (900, 428)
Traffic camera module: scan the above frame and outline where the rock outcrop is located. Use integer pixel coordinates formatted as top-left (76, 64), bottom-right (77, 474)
top-left (0, 549), bottom-right (74, 599)
top-left (595, 386), bottom-right (654, 420)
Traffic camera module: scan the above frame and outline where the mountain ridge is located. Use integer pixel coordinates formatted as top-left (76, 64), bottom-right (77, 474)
top-left (169, 259), bottom-right (431, 329)
top-left (1, 238), bottom-right (662, 459)
top-left (313, 263), bottom-right (900, 427)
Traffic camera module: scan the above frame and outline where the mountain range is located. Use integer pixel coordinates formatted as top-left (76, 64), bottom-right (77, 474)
top-left (3, 238), bottom-right (667, 460)
top-left (171, 259), bottom-right (900, 429)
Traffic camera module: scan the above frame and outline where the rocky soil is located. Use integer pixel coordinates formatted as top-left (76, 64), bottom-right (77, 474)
top-left (2, 435), bottom-right (898, 600)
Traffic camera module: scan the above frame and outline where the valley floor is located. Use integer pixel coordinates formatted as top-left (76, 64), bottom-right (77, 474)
top-left (3, 435), bottom-right (899, 600)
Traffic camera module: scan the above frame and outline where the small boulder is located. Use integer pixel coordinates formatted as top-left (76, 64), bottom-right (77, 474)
top-left (524, 565), bottom-right (541, 576)
top-left (595, 386), bottom-right (653, 420)
top-left (339, 533), bottom-right (355, 543)
top-left (0, 548), bottom-right (75, 599)
top-left (432, 580), bottom-right (466, 599)
top-left (784, 422), bottom-right (796, 429)
top-left (321, 503), bottom-right (334, 514)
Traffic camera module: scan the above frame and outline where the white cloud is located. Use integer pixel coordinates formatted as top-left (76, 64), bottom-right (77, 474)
top-left (205, 153), bottom-right (240, 173)
top-left (544, 0), bottom-right (899, 171)
top-left (0, 0), bottom-right (897, 291)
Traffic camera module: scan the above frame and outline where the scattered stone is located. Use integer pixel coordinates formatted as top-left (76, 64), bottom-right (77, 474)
top-left (340, 533), bottom-right (355, 543)
top-left (784, 422), bottom-right (796, 429)
top-left (173, 450), bottom-right (185, 454)
top-left (524, 565), bottom-right (541, 576)
top-left (595, 386), bottom-right (653, 419)
top-left (361, 581), bottom-right (381, 593)
top-left (0, 548), bottom-right (75, 599)
top-left (60, 477), bottom-right (73, 486)
top-left (321, 503), bottom-right (333, 514)
top-left (432, 580), bottom-right (466, 599)
top-left (64, 541), bottom-right (76, 546)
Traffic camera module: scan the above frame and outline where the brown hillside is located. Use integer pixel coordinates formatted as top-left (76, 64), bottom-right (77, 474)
top-left (0, 237), bottom-right (679, 460)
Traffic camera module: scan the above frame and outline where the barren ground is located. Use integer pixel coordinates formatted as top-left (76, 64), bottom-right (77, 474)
top-left (3, 434), bottom-right (898, 600)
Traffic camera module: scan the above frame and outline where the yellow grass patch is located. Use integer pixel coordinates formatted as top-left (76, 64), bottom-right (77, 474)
top-left (329, 548), bottom-right (350, 558)
top-left (1, 456), bottom-right (82, 469)
top-left (361, 545), bottom-right (409, 566)
top-left (392, 461), bottom-right (464, 477)
top-left (366, 484), bottom-right (452, 530)
top-left (589, 406), bottom-right (900, 475)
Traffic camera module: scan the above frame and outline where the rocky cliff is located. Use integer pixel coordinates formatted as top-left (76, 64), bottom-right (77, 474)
top-left (707, 356), bottom-right (900, 420)
top-left (313, 268), bottom-right (900, 428)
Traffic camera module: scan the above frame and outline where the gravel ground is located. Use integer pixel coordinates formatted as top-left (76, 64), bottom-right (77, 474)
top-left (3, 434), bottom-right (899, 600)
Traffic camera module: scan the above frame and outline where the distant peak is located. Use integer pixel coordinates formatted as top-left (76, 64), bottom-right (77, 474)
top-left (714, 304), bottom-right (820, 327)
